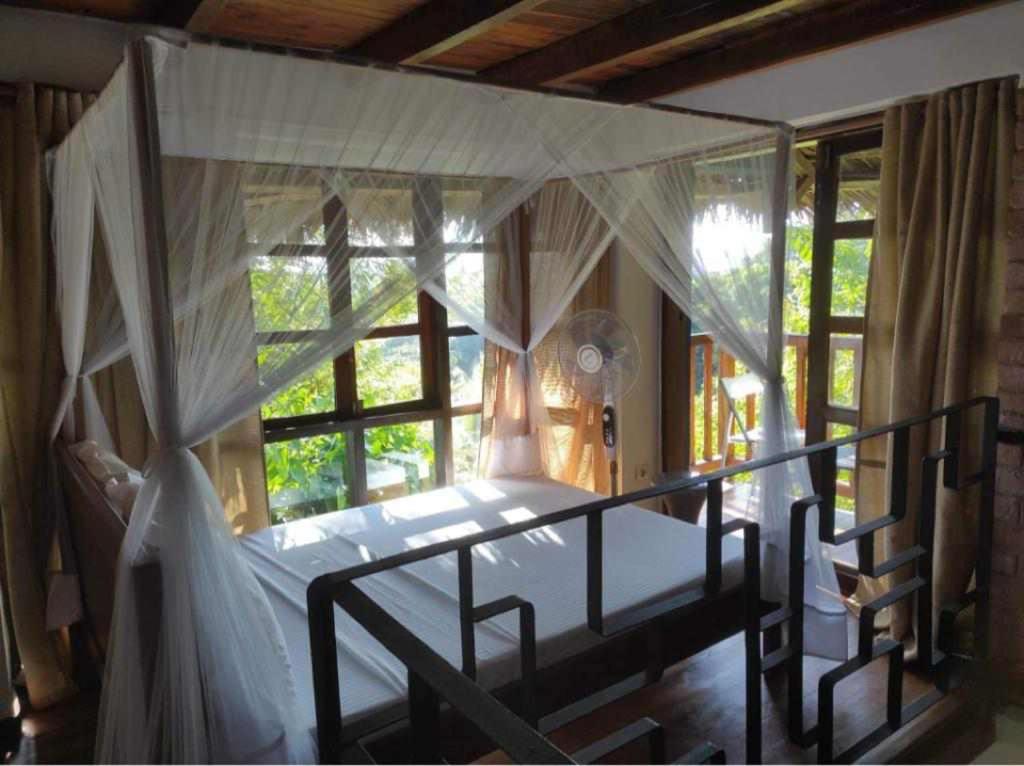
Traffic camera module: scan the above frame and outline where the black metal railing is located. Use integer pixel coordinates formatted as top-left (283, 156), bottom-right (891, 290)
top-left (306, 395), bottom-right (999, 764)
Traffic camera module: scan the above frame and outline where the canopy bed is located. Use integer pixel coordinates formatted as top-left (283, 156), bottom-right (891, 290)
top-left (43, 31), bottom-right (996, 765)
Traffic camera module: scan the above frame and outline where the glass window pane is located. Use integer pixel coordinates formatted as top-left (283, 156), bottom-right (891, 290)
top-left (351, 257), bottom-right (419, 327)
top-left (250, 255), bottom-right (330, 333)
top-left (365, 420), bottom-right (436, 501)
top-left (443, 187), bottom-right (483, 244)
top-left (259, 344), bottom-right (335, 419)
top-left (347, 185), bottom-right (414, 247)
top-left (449, 334), bottom-right (484, 406)
top-left (830, 238), bottom-right (872, 316)
top-left (264, 433), bottom-right (351, 524)
top-left (242, 167), bottom-right (326, 246)
top-left (356, 336), bottom-right (423, 408)
top-left (444, 252), bottom-right (485, 328)
top-left (836, 147), bottom-right (880, 222)
top-left (452, 413), bottom-right (481, 483)
top-left (827, 422), bottom-right (858, 557)
top-left (828, 334), bottom-right (863, 409)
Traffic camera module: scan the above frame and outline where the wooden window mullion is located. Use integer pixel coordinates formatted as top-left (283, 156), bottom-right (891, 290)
top-left (323, 188), bottom-right (365, 504)
top-left (413, 177), bottom-right (452, 485)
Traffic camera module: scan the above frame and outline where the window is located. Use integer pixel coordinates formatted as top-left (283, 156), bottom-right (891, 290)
top-left (251, 174), bottom-right (486, 523)
top-left (803, 128), bottom-right (882, 547)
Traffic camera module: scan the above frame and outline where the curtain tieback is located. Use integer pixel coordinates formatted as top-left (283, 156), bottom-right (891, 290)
top-left (141, 446), bottom-right (190, 478)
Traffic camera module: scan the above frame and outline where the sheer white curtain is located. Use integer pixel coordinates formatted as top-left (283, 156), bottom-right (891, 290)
top-left (66, 36), bottom-right (618, 762)
top-left (48, 135), bottom-right (127, 450)
top-left (566, 124), bottom-right (847, 659)
top-left (53, 33), bottom-right (809, 762)
top-left (425, 180), bottom-right (614, 481)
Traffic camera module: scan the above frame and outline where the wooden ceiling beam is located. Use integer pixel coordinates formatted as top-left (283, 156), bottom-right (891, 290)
top-left (347, 0), bottom-right (545, 66)
top-left (600, 0), bottom-right (1012, 103)
top-left (156, 0), bottom-right (227, 31)
top-left (483, 0), bottom-right (802, 86)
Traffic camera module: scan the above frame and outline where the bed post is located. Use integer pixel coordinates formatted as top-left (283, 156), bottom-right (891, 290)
top-left (125, 38), bottom-right (181, 440)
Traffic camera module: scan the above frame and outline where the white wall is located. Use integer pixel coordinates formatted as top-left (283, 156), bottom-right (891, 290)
top-left (661, 1), bottom-right (1024, 126)
top-left (611, 243), bottom-right (661, 508)
top-left (0, 6), bottom-right (137, 92)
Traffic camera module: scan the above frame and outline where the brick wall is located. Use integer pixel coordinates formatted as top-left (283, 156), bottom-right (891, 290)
top-left (992, 89), bottom-right (1024, 695)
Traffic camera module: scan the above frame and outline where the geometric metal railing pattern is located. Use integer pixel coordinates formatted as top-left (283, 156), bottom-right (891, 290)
top-left (761, 397), bottom-right (999, 763)
top-left (306, 396), bottom-right (999, 764)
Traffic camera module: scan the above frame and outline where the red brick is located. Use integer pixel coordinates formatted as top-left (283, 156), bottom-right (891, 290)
top-left (1009, 263), bottom-right (1024, 290)
top-left (993, 551), bottom-right (1020, 577)
top-left (1007, 209), bottom-right (1024, 239)
top-left (1002, 312), bottom-right (1024, 338)
top-left (1013, 182), bottom-right (1024, 210)
top-left (1013, 209), bottom-right (1024, 241)
top-left (1005, 288), bottom-right (1024, 313)
top-left (996, 494), bottom-right (1023, 524)
top-left (1000, 341), bottom-right (1024, 365)
top-left (1001, 390), bottom-right (1024, 413)
top-left (1009, 241), bottom-right (1024, 267)
top-left (997, 466), bottom-right (1024, 495)
top-left (1001, 364), bottom-right (1024, 393)
top-left (1002, 409), bottom-right (1024, 432)
top-left (995, 548), bottom-right (1019, 573)
top-left (999, 443), bottom-right (1024, 467)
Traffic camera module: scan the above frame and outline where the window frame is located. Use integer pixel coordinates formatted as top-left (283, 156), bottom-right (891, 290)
top-left (805, 127), bottom-right (883, 447)
top-left (258, 176), bottom-right (484, 511)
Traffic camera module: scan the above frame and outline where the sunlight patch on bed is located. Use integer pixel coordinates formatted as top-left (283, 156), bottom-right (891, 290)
top-left (462, 480), bottom-right (506, 503)
top-left (499, 506), bottom-right (536, 524)
top-left (404, 520), bottom-right (484, 550)
top-left (272, 520), bottom-right (332, 551)
top-left (499, 506), bottom-right (564, 547)
top-left (380, 487), bottom-right (469, 521)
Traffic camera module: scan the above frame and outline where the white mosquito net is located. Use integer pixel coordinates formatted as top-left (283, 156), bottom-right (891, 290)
top-left (51, 35), bottom-right (845, 763)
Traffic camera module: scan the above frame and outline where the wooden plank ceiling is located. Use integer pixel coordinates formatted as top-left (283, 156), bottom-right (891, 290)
top-left (8, 0), bottom-right (1013, 102)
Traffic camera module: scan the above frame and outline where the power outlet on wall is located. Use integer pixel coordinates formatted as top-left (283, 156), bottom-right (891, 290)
top-left (634, 463), bottom-right (650, 482)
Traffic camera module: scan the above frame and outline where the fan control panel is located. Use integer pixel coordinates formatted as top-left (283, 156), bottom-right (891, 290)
top-left (602, 405), bottom-right (616, 450)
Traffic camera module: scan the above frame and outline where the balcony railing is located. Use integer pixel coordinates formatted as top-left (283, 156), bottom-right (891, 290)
top-left (690, 332), bottom-right (809, 472)
top-left (690, 331), bottom-right (862, 472)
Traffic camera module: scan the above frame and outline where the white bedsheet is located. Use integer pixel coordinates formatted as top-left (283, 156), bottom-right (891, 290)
top-left (239, 477), bottom-right (745, 732)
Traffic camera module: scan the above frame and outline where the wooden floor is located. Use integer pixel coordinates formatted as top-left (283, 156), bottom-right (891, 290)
top-left (477, 625), bottom-right (993, 765)
top-left (11, 690), bottom-right (97, 765)
top-left (12, 627), bottom-right (993, 765)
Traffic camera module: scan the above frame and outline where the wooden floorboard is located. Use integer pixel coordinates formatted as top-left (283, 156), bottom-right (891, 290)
top-left (14, 629), bottom-right (992, 765)
top-left (477, 626), bottom-right (992, 765)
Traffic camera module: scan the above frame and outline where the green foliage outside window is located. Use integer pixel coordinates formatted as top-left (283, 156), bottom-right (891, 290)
top-left (254, 252), bottom-right (483, 522)
top-left (689, 222), bottom-right (871, 510)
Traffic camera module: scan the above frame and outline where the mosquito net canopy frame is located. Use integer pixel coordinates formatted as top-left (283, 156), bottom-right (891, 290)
top-left (50, 35), bottom-right (845, 763)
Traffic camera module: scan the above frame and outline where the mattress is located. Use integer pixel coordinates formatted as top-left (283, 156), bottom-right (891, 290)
top-left (239, 477), bottom-right (745, 733)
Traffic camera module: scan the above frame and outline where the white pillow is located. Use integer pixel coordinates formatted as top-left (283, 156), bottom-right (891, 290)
top-left (104, 475), bottom-right (143, 522)
top-left (69, 440), bottom-right (136, 484)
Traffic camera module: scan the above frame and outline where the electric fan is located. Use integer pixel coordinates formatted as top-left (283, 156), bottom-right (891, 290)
top-left (558, 309), bottom-right (641, 496)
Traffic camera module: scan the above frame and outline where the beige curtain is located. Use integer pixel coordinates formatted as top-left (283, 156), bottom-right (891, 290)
top-left (479, 200), bottom-right (611, 494)
top-left (855, 78), bottom-right (1015, 645)
top-left (0, 83), bottom-right (83, 708)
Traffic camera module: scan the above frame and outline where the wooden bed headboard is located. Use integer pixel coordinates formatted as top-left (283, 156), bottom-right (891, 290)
top-left (56, 441), bottom-right (161, 672)
top-left (57, 440), bottom-right (128, 657)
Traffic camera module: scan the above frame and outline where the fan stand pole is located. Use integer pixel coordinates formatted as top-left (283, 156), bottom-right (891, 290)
top-left (609, 460), bottom-right (618, 497)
